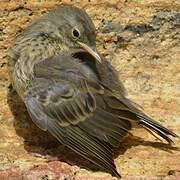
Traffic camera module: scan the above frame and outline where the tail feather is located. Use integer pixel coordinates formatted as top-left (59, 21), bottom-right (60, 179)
top-left (137, 114), bottom-right (179, 144)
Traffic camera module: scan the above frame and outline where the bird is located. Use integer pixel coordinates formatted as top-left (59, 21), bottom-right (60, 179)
top-left (8, 5), bottom-right (179, 178)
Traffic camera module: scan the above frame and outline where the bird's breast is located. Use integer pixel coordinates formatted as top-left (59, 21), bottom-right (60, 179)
top-left (79, 63), bottom-right (99, 82)
top-left (10, 35), bottom-right (63, 97)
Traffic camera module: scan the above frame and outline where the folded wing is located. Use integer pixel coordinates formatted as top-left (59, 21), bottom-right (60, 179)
top-left (24, 54), bottom-right (133, 177)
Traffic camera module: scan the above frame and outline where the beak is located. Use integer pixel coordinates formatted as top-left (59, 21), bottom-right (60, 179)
top-left (77, 41), bottom-right (102, 63)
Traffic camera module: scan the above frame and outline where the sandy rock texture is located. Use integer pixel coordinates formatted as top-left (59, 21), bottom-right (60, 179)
top-left (0, 0), bottom-right (180, 179)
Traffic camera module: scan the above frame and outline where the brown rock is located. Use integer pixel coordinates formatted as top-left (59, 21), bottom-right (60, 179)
top-left (0, 0), bottom-right (179, 179)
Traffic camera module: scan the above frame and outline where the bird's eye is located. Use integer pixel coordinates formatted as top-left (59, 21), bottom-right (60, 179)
top-left (72, 28), bottom-right (80, 39)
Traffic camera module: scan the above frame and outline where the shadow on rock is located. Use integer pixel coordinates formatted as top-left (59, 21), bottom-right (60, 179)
top-left (7, 85), bottom-right (60, 153)
top-left (114, 135), bottom-right (179, 159)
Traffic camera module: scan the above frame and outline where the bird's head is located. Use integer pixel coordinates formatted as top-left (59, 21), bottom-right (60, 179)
top-left (37, 5), bottom-right (102, 62)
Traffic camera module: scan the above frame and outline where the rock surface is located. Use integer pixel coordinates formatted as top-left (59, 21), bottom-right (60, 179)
top-left (0, 0), bottom-right (180, 179)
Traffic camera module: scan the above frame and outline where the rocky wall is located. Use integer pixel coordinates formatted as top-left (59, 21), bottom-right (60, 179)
top-left (0, 0), bottom-right (179, 179)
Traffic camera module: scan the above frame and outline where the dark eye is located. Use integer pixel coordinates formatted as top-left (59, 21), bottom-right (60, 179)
top-left (72, 28), bottom-right (80, 39)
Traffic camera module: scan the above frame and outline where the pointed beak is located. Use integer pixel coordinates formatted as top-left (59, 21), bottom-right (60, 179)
top-left (77, 41), bottom-right (102, 63)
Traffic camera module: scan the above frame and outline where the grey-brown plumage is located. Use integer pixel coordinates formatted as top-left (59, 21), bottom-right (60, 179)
top-left (8, 5), bottom-right (179, 178)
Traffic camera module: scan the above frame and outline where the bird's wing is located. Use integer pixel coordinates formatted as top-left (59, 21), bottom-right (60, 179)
top-left (23, 55), bottom-right (133, 177)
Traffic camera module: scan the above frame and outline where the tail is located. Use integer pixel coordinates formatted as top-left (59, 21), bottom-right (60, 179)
top-left (137, 113), bottom-right (179, 144)
top-left (103, 95), bottom-right (179, 145)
